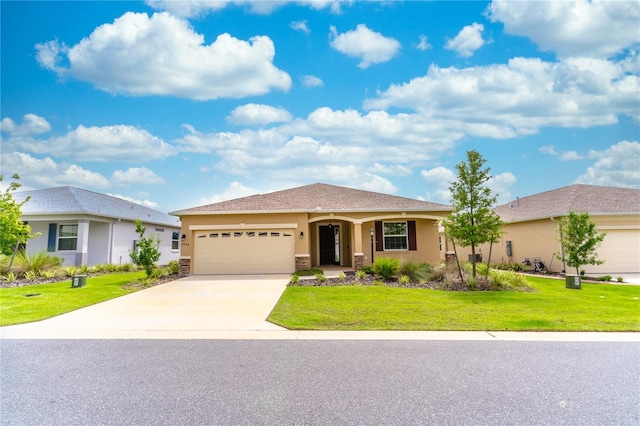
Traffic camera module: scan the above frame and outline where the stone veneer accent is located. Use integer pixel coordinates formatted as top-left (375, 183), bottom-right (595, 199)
top-left (179, 256), bottom-right (191, 276)
top-left (353, 253), bottom-right (364, 271)
top-left (295, 254), bottom-right (311, 271)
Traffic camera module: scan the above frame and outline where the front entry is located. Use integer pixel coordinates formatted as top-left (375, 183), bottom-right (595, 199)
top-left (319, 225), bottom-right (340, 265)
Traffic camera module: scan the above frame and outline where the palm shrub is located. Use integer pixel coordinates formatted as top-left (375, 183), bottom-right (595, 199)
top-left (10, 250), bottom-right (62, 275)
top-left (372, 257), bottom-right (399, 281)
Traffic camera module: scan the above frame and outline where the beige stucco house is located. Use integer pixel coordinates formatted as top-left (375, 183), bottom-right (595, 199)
top-left (171, 183), bottom-right (452, 275)
top-left (451, 184), bottom-right (640, 275)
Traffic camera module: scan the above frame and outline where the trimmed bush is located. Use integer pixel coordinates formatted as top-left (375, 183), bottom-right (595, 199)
top-left (372, 257), bottom-right (399, 281)
top-left (398, 259), bottom-right (432, 283)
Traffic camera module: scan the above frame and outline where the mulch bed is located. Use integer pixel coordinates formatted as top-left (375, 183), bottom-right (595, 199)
top-left (292, 274), bottom-right (499, 292)
top-left (0, 273), bottom-right (181, 290)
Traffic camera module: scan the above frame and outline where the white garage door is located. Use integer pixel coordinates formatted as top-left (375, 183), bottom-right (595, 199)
top-left (585, 229), bottom-right (640, 274)
top-left (193, 229), bottom-right (295, 274)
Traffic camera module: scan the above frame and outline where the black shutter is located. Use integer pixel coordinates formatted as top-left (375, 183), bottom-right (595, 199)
top-left (408, 220), bottom-right (417, 251)
top-left (375, 221), bottom-right (383, 252)
top-left (47, 223), bottom-right (57, 252)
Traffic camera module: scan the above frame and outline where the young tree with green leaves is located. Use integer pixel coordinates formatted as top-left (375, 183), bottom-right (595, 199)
top-left (129, 219), bottom-right (161, 277)
top-left (0, 174), bottom-right (35, 256)
top-left (556, 211), bottom-right (606, 275)
top-left (444, 150), bottom-right (504, 280)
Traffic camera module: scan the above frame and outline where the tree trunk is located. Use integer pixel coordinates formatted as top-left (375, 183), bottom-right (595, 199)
top-left (451, 238), bottom-right (464, 284)
top-left (471, 245), bottom-right (477, 278)
top-left (485, 240), bottom-right (493, 282)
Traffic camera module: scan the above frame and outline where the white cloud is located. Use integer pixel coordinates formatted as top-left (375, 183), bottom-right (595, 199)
top-left (488, 172), bottom-right (517, 203)
top-left (0, 114), bottom-right (51, 136)
top-left (3, 118), bottom-right (176, 162)
top-left (199, 181), bottom-right (259, 204)
top-left (108, 193), bottom-right (159, 209)
top-left (301, 75), bottom-right (324, 88)
top-left (146, 0), bottom-right (346, 17)
top-left (365, 57), bottom-right (638, 137)
top-left (539, 145), bottom-right (558, 156)
top-left (445, 23), bottom-right (487, 58)
top-left (488, 0), bottom-right (640, 59)
top-left (416, 35), bottom-right (431, 51)
top-left (35, 12), bottom-right (291, 100)
top-left (290, 20), bottom-right (310, 34)
top-left (226, 104), bottom-right (293, 126)
top-left (0, 152), bottom-right (111, 189)
top-left (329, 24), bottom-right (401, 68)
top-left (420, 167), bottom-right (516, 204)
top-left (420, 166), bottom-right (456, 203)
top-left (559, 151), bottom-right (584, 161)
top-left (111, 167), bottom-right (165, 185)
top-left (576, 140), bottom-right (640, 188)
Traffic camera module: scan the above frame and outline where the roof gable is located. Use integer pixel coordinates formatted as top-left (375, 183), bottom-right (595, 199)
top-left (14, 186), bottom-right (180, 227)
top-left (172, 183), bottom-right (451, 215)
top-left (495, 184), bottom-right (640, 223)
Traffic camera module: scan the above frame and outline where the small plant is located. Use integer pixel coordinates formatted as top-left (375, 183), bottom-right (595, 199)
top-left (64, 266), bottom-right (78, 277)
top-left (338, 272), bottom-right (346, 282)
top-left (290, 274), bottom-right (299, 285)
top-left (167, 260), bottom-right (180, 274)
top-left (1, 272), bottom-right (17, 282)
top-left (372, 257), bottom-right (399, 281)
top-left (11, 250), bottom-right (62, 275)
top-left (617, 276), bottom-right (624, 283)
top-left (129, 219), bottom-right (161, 278)
top-left (24, 270), bottom-right (38, 280)
top-left (315, 273), bottom-right (327, 283)
top-left (356, 270), bottom-right (366, 280)
top-left (39, 269), bottom-right (58, 279)
top-left (118, 263), bottom-right (134, 272)
top-left (399, 275), bottom-right (410, 285)
top-left (597, 275), bottom-right (612, 282)
top-left (360, 265), bottom-right (374, 275)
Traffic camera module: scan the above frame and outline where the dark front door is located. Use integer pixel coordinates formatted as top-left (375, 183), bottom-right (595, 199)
top-left (319, 225), bottom-right (339, 265)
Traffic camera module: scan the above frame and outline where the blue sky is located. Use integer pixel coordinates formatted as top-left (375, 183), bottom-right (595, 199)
top-left (1, 0), bottom-right (638, 213)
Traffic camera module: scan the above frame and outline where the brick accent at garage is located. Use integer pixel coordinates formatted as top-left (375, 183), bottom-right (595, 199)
top-left (179, 257), bottom-right (191, 276)
top-left (295, 254), bottom-right (311, 271)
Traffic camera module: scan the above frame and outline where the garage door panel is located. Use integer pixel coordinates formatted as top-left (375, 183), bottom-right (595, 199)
top-left (194, 230), bottom-right (295, 274)
top-left (585, 230), bottom-right (640, 274)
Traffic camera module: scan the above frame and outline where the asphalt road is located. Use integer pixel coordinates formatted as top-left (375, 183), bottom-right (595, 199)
top-left (1, 340), bottom-right (638, 425)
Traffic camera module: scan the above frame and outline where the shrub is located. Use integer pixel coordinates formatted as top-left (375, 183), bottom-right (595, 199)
top-left (118, 263), bottom-right (134, 272)
top-left (617, 276), bottom-right (624, 283)
top-left (398, 259), bottom-right (432, 283)
top-left (356, 270), bottom-right (366, 280)
top-left (39, 269), bottom-right (59, 279)
top-left (399, 275), bottom-right (410, 285)
top-left (597, 275), bottom-right (612, 282)
top-left (372, 257), bottom-right (399, 280)
top-left (360, 265), bottom-right (374, 275)
top-left (1, 272), bottom-right (17, 282)
top-left (167, 260), bottom-right (180, 274)
top-left (10, 250), bottom-right (62, 275)
top-left (24, 270), bottom-right (38, 280)
top-left (290, 274), bottom-right (299, 285)
top-left (315, 273), bottom-right (327, 283)
top-left (338, 272), bottom-right (346, 282)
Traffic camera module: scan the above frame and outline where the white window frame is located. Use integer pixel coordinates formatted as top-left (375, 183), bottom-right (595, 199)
top-left (172, 231), bottom-right (180, 251)
top-left (383, 221), bottom-right (408, 251)
top-left (58, 224), bottom-right (78, 251)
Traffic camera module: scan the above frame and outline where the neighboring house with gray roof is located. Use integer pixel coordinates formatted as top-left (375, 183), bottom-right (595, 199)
top-left (14, 186), bottom-right (181, 267)
top-left (171, 183), bottom-right (452, 275)
top-left (451, 184), bottom-right (640, 275)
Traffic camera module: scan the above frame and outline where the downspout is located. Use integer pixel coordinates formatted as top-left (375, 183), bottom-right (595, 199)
top-left (550, 217), bottom-right (565, 273)
top-left (108, 218), bottom-right (121, 264)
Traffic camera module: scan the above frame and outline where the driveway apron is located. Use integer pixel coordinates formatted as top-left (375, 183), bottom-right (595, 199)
top-left (1, 275), bottom-right (289, 338)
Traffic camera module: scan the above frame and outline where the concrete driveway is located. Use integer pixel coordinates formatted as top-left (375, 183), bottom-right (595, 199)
top-left (0, 275), bottom-right (290, 339)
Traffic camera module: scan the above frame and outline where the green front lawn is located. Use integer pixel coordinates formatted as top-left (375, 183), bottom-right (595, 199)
top-left (0, 272), bottom-right (146, 326)
top-left (268, 276), bottom-right (640, 331)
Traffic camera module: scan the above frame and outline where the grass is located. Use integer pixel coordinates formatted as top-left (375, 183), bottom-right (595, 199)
top-left (268, 276), bottom-right (640, 331)
top-left (0, 271), bottom-right (146, 326)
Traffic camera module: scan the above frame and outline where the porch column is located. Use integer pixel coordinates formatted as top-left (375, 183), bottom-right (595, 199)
top-left (75, 220), bottom-right (90, 266)
top-left (353, 222), bottom-right (364, 270)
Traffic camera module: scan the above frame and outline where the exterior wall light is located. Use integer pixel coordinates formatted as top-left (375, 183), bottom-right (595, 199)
top-left (300, 231), bottom-right (304, 239)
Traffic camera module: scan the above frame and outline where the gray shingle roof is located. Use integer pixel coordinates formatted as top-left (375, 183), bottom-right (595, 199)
top-left (495, 184), bottom-right (640, 223)
top-left (14, 186), bottom-right (180, 227)
top-left (172, 183), bottom-right (451, 215)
